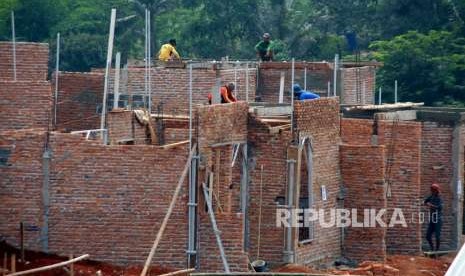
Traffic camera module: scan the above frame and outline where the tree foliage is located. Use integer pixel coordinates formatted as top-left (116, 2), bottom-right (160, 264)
top-left (371, 30), bottom-right (465, 106)
top-left (0, 0), bottom-right (464, 105)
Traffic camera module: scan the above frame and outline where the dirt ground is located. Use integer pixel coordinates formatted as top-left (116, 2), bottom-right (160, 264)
top-left (274, 254), bottom-right (454, 276)
top-left (0, 241), bottom-right (176, 276)
top-left (1, 241), bottom-right (455, 276)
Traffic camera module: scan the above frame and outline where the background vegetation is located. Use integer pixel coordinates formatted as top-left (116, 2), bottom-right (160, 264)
top-left (0, 0), bottom-right (464, 106)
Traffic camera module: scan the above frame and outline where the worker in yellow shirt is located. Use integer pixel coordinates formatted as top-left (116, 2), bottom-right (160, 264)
top-left (158, 39), bottom-right (181, 61)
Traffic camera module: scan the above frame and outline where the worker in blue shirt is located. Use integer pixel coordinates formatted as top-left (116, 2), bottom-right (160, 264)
top-left (293, 84), bottom-right (320, 100)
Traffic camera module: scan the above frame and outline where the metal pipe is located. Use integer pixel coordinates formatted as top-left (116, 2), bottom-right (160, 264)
top-left (378, 87), bottom-right (382, 105)
top-left (202, 183), bottom-right (230, 273)
top-left (234, 61), bottom-right (238, 98)
top-left (187, 64), bottom-right (196, 266)
top-left (241, 144), bottom-right (249, 250)
top-left (394, 80), bottom-right (398, 103)
top-left (187, 155), bottom-right (198, 266)
top-left (304, 67), bottom-right (307, 90)
top-left (290, 58), bottom-right (295, 135)
top-left (284, 159), bottom-right (296, 263)
top-left (333, 54), bottom-right (339, 97)
top-left (189, 64), bottom-right (193, 153)
top-left (41, 149), bottom-right (51, 252)
top-left (54, 33), bottom-right (60, 127)
top-left (327, 81), bottom-right (330, 97)
top-left (113, 52), bottom-right (121, 109)
top-left (144, 9), bottom-right (148, 109)
top-left (11, 11), bottom-right (16, 81)
top-left (245, 62), bottom-right (249, 102)
top-left (362, 80), bottom-right (366, 104)
top-left (100, 9), bottom-right (116, 143)
top-left (148, 10), bottom-right (152, 113)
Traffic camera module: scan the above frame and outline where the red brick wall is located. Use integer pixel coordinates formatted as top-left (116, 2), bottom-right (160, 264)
top-left (104, 67), bottom-right (256, 115)
top-left (165, 128), bottom-right (189, 144)
top-left (340, 145), bottom-right (387, 262)
top-left (340, 117), bottom-right (425, 254)
top-left (247, 98), bottom-right (344, 267)
top-left (53, 72), bottom-right (104, 131)
top-left (48, 133), bottom-right (190, 266)
top-left (293, 98), bottom-right (342, 264)
top-left (0, 42), bottom-right (48, 81)
top-left (340, 118), bottom-right (374, 145)
top-left (0, 130), bottom-right (191, 268)
top-left (247, 115), bottom-right (291, 265)
top-left (0, 130), bottom-right (46, 252)
top-left (198, 213), bottom-right (249, 272)
top-left (196, 102), bottom-right (248, 161)
top-left (377, 120), bottom-right (422, 254)
top-left (340, 66), bottom-right (376, 105)
top-left (257, 62), bottom-right (332, 103)
top-left (420, 121), bottom-right (455, 250)
top-left (0, 81), bottom-right (52, 131)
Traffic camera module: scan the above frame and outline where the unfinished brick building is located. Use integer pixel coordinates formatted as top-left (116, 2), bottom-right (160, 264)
top-left (1, 41), bottom-right (463, 273)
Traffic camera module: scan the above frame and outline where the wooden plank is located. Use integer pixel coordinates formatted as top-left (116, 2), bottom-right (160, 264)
top-left (10, 255), bottom-right (15, 274)
top-left (3, 253), bottom-right (7, 276)
top-left (151, 114), bottom-right (190, 120)
top-left (209, 172), bottom-right (214, 209)
top-left (269, 124), bottom-right (291, 134)
top-left (253, 106), bottom-right (292, 116)
top-left (69, 254), bottom-right (74, 276)
top-left (260, 118), bottom-right (290, 124)
top-left (161, 140), bottom-right (189, 149)
top-left (215, 149), bottom-right (221, 213)
top-left (158, 268), bottom-right (195, 276)
top-left (7, 254), bottom-right (89, 276)
top-left (210, 141), bottom-right (246, 148)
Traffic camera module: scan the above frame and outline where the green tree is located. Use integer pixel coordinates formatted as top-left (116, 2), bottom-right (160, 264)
top-left (370, 30), bottom-right (465, 105)
top-left (0, 0), bottom-right (18, 40)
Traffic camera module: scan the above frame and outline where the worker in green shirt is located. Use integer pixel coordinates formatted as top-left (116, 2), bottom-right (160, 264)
top-left (255, 33), bottom-right (273, 61)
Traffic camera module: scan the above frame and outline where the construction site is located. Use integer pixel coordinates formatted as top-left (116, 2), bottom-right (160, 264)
top-left (1, 16), bottom-right (465, 276)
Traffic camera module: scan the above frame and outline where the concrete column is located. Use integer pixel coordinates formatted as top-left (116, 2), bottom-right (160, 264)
top-left (41, 148), bottom-right (51, 252)
top-left (452, 122), bottom-right (464, 249)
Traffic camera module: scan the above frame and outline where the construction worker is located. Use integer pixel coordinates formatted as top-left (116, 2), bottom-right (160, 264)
top-left (255, 33), bottom-right (273, 61)
top-left (220, 83), bottom-right (237, 103)
top-left (207, 83), bottom-right (237, 104)
top-left (293, 84), bottom-right (320, 100)
top-left (424, 183), bottom-right (443, 252)
top-left (158, 39), bottom-right (180, 61)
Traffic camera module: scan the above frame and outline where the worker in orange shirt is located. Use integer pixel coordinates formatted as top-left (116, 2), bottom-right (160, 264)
top-left (208, 83), bottom-right (237, 104)
top-left (220, 83), bottom-right (237, 103)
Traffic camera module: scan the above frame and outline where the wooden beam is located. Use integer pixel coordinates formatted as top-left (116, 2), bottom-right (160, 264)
top-left (215, 149), bottom-right (221, 213)
top-left (160, 140), bottom-right (189, 149)
top-left (151, 114), bottom-right (190, 120)
top-left (157, 268), bottom-right (195, 276)
top-left (7, 254), bottom-right (89, 276)
top-left (210, 141), bottom-right (246, 148)
top-left (269, 124), bottom-right (291, 134)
